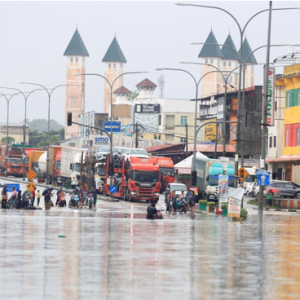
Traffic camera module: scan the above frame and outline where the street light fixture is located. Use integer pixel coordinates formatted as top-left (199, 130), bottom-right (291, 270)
top-left (20, 82), bottom-right (80, 184)
top-left (73, 71), bottom-right (147, 200)
top-left (176, 1), bottom-right (300, 179)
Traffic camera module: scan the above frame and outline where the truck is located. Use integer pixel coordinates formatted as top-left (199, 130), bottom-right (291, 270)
top-left (152, 156), bottom-right (175, 193)
top-left (37, 146), bottom-right (62, 184)
top-left (94, 158), bottom-right (107, 192)
top-left (195, 156), bottom-right (235, 201)
top-left (29, 150), bottom-right (46, 173)
top-left (103, 155), bottom-right (160, 202)
top-left (60, 147), bottom-right (88, 187)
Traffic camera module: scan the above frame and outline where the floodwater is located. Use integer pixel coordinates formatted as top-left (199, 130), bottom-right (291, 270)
top-left (0, 200), bottom-right (300, 300)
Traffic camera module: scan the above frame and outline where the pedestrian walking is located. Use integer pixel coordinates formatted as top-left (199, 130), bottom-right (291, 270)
top-left (44, 190), bottom-right (52, 211)
top-left (22, 189), bottom-right (32, 208)
top-left (31, 188), bottom-right (36, 207)
top-left (1, 187), bottom-right (7, 209)
top-left (17, 190), bottom-right (22, 209)
top-left (36, 190), bottom-right (41, 206)
top-left (186, 190), bottom-right (191, 211)
top-left (56, 188), bottom-right (63, 206)
top-left (266, 191), bottom-right (273, 210)
top-left (188, 190), bottom-right (196, 214)
top-left (11, 187), bottom-right (18, 209)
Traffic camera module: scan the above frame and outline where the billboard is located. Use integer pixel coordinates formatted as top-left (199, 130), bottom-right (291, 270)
top-left (135, 104), bottom-right (160, 114)
top-left (264, 67), bottom-right (275, 126)
top-left (204, 118), bottom-right (216, 142)
top-left (93, 135), bottom-right (110, 146)
top-left (104, 121), bottom-right (121, 133)
top-left (135, 114), bottom-right (158, 132)
top-left (218, 175), bottom-right (229, 203)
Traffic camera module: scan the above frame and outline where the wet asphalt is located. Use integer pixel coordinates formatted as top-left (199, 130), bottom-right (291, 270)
top-left (0, 179), bottom-right (300, 299)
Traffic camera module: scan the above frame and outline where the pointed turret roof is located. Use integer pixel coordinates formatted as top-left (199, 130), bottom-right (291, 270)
top-left (136, 78), bottom-right (157, 90)
top-left (198, 30), bottom-right (224, 58)
top-left (221, 34), bottom-right (238, 60)
top-left (63, 29), bottom-right (89, 57)
top-left (114, 86), bottom-right (131, 94)
top-left (239, 37), bottom-right (257, 64)
top-left (102, 36), bottom-right (127, 63)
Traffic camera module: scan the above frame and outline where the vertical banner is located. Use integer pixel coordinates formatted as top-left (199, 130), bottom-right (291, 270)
top-left (263, 67), bottom-right (275, 126)
top-left (228, 197), bottom-right (241, 218)
top-left (219, 175), bottom-right (229, 203)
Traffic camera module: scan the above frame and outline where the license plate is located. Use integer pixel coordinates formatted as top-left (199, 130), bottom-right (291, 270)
top-left (209, 195), bottom-right (215, 199)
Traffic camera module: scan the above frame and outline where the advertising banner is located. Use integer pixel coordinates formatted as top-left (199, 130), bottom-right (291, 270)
top-left (263, 67), bottom-right (275, 126)
top-left (93, 135), bottom-right (110, 146)
top-left (104, 121), bottom-right (121, 133)
top-left (219, 175), bottom-right (229, 203)
top-left (228, 197), bottom-right (241, 218)
top-left (204, 118), bottom-right (216, 142)
top-left (135, 104), bottom-right (160, 114)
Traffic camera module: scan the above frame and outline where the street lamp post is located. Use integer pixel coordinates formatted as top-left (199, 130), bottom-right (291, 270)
top-left (20, 83), bottom-right (79, 184)
top-left (74, 71), bottom-right (147, 199)
top-left (0, 92), bottom-right (21, 177)
top-left (176, 1), bottom-right (300, 177)
top-left (156, 66), bottom-right (238, 186)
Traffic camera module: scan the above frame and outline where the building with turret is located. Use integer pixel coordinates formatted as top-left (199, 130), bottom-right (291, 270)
top-left (102, 36), bottom-right (127, 115)
top-left (63, 29), bottom-right (89, 139)
top-left (198, 30), bottom-right (256, 98)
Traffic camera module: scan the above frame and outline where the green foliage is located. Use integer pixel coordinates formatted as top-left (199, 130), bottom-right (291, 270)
top-left (29, 128), bottom-right (65, 147)
top-left (199, 200), bottom-right (207, 204)
top-left (65, 179), bottom-right (71, 186)
top-left (127, 90), bottom-right (139, 101)
top-left (25, 119), bottom-right (64, 133)
top-left (221, 203), bottom-right (228, 211)
top-left (207, 202), bottom-right (215, 207)
top-left (1, 136), bottom-right (15, 144)
top-left (240, 208), bottom-right (248, 217)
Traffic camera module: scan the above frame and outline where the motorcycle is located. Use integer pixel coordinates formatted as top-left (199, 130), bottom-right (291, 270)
top-left (179, 199), bottom-right (187, 214)
top-left (88, 196), bottom-right (93, 209)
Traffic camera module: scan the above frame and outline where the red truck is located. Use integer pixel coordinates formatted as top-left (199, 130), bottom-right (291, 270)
top-left (104, 155), bottom-right (160, 202)
top-left (153, 157), bottom-right (175, 192)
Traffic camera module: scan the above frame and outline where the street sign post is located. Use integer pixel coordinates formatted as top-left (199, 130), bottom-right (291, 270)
top-left (110, 186), bottom-right (117, 194)
top-left (26, 182), bottom-right (37, 192)
top-left (238, 167), bottom-right (249, 181)
top-left (104, 121), bottom-right (121, 133)
top-left (26, 170), bottom-right (37, 181)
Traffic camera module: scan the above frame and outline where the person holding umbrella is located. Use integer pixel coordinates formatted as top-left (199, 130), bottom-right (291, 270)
top-left (266, 188), bottom-right (278, 210)
top-left (42, 188), bottom-right (53, 211)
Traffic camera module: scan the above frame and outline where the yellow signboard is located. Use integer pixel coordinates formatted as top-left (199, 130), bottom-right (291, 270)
top-left (26, 170), bottom-right (37, 181)
top-left (204, 118), bottom-right (216, 142)
top-left (26, 182), bottom-right (37, 192)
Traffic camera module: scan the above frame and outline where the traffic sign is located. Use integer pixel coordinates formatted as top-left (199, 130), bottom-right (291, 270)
top-left (110, 186), bottom-right (117, 194)
top-left (256, 169), bottom-right (270, 186)
top-left (4, 183), bottom-right (20, 192)
top-left (104, 121), bottom-right (121, 133)
top-left (238, 167), bottom-right (249, 181)
top-left (26, 182), bottom-right (36, 192)
top-left (26, 170), bottom-right (37, 181)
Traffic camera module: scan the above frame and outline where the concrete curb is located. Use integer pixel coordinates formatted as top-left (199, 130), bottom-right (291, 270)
top-left (195, 209), bottom-right (217, 216)
top-left (252, 207), bottom-right (300, 213)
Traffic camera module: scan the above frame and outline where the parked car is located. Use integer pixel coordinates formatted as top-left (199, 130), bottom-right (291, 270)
top-left (269, 181), bottom-right (300, 198)
top-left (165, 183), bottom-right (187, 201)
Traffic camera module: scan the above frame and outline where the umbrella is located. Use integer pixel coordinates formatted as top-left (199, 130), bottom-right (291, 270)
top-left (267, 188), bottom-right (279, 194)
top-left (42, 188), bottom-right (53, 196)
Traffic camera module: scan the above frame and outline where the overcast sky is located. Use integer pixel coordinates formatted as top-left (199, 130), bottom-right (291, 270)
top-left (0, 1), bottom-right (299, 125)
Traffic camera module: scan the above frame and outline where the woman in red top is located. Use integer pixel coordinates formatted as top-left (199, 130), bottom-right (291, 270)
top-left (31, 188), bottom-right (36, 207)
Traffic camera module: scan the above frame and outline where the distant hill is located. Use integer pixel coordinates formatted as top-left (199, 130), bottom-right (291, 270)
top-left (24, 119), bottom-right (64, 132)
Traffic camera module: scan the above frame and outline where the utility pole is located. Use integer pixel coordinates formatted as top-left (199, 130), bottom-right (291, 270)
top-left (185, 123), bottom-right (188, 157)
top-left (135, 122), bottom-right (138, 148)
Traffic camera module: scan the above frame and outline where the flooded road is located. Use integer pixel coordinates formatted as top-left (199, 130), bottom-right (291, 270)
top-left (0, 193), bottom-right (299, 299)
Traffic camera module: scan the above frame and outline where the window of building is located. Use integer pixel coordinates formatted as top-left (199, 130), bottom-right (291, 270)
top-left (180, 137), bottom-right (187, 143)
top-left (274, 136), bottom-right (276, 147)
top-left (113, 63), bottom-right (116, 68)
top-left (269, 136), bottom-right (272, 148)
top-left (223, 61), bottom-right (226, 66)
top-left (158, 134), bottom-right (161, 140)
top-left (108, 63), bottom-right (111, 68)
top-left (297, 128), bottom-right (300, 146)
top-left (181, 116), bottom-right (187, 126)
top-left (286, 129), bottom-right (289, 147)
top-left (287, 92), bottom-right (291, 108)
top-left (70, 57), bottom-right (73, 62)
top-left (205, 58), bottom-right (208, 63)
top-left (166, 115), bottom-right (175, 130)
top-left (210, 59), bottom-right (213, 64)
top-left (228, 61), bottom-right (231, 66)
top-left (75, 57), bottom-right (78, 62)
top-left (158, 115), bottom-right (161, 125)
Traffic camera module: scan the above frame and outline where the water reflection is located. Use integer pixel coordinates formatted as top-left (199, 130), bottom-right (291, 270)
top-left (0, 207), bottom-right (299, 299)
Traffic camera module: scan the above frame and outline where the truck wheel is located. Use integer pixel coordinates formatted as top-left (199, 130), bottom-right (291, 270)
top-left (123, 188), bottom-right (128, 201)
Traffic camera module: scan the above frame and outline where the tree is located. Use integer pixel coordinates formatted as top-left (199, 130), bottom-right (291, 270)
top-left (1, 136), bottom-right (14, 145)
top-left (24, 119), bottom-right (64, 133)
top-left (127, 90), bottom-right (139, 101)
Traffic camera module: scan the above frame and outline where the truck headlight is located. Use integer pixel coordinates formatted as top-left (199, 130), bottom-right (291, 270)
top-left (131, 191), bottom-right (136, 195)
top-left (155, 193), bottom-right (159, 196)
top-left (7, 168), bottom-right (10, 172)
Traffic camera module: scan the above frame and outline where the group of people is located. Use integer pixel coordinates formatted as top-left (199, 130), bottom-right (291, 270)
top-left (166, 189), bottom-right (197, 214)
top-left (69, 186), bottom-right (97, 209)
top-left (1, 186), bottom-right (41, 210)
